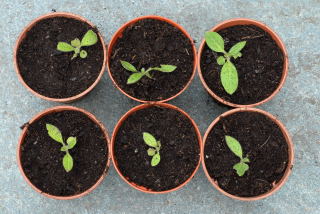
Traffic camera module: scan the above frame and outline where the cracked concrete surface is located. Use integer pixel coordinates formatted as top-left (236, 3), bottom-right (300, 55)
top-left (0, 0), bottom-right (319, 213)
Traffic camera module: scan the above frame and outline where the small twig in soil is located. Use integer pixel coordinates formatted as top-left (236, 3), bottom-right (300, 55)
top-left (240, 34), bottom-right (264, 40)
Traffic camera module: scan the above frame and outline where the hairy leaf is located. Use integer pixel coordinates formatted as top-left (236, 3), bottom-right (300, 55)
top-left (81, 30), bottom-right (98, 46)
top-left (63, 153), bottom-right (73, 172)
top-left (143, 132), bottom-right (158, 148)
top-left (225, 135), bottom-right (243, 158)
top-left (217, 56), bottom-right (226, 65)
top-left (121, 60), bottom-right (137, 72)
top-left (221, 61), bottom-right (238, 95)
top-left (205, 32), bottom-right (225, 53)
top-left (67, 137), bottom-right (77, 149)
top-left (71, 38), bottom-right (81, 47)
top-left (228, 41), bottom-right (246, 57)
top-left (46, 124), bottom-right (63, 144)
top-left (147, 148), bottom-right (156, 156)
top-left (233, 162), bottom-right (249, 176)
top-left (80, 50), bottom-right (88, 58)
top-left (151, 153), bottom-right (161, 166)
top-left (57, 42), bottom-right (74, 52)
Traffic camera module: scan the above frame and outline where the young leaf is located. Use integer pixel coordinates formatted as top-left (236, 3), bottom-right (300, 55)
top-left (60, 146), bottom-right (68, 152)
top-left (57, 42), bottom-right (74, 52)
top-left (143, 132), bottom-right (158, 148)
top-left (127, 73), bottom-right (144, 84)
top-left (121, 60), bottom-right (137, 72)
top-left (242, 157), bottom-right (250, 163)
top-left (225, 135), bottom-right (243, 159)
top-left (153, 65), bottom-right (177, 72)
top-left (233, 162), bottom-right (249, 176)
top-left (205, 32), bottom-right (225, 53)
top-left (221, 61), bottom-right (238, 95)
top-left (71, 38), bottom-right (81, 47)
top-left (81, 30), bottom-right (98, 47)
top-left (228, 41), bottom-right (246, 57)
top-left (63, 153), bottom-right (73, 172)
top-left (67, 137), bottom-right (77, 149)
top-left (217, 56), bottom-right (226, 65)
top-left (233, 52), bottom-right (242, 59)
top-left (151, 153), bottom-right (161, 166)
top-left (46, 124), bottom-right (64, 144)
top-left (80, 50), bottom-right (88, 58)
top-left (147, 148), bottom-right (156, 156)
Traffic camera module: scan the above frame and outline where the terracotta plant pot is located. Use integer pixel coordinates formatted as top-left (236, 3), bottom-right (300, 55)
top-left (17, 106), bottom-right (111, 200)
top-left (198, 18), bottom-right (288, 108)
top-left (13, 12), bottom-right (107, 103)
top-left (111, 103), bottom-right (202, 193)
top-left (107, 15), bottom-right (197, 103)
top-left (201, 108), bottom-right (294, 201)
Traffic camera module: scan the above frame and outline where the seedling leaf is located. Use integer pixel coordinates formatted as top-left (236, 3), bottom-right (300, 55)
top-left (80, 50), bottom-right (88, 58)
top-left (151, 153), bottom-right (161, 166)
top-left (57, 42), bottom-right (74, 52)
top-left (233, 162), bottom-right (249, 176)
top-left (221, 61), bottom-right (238, 95)
top-left (71, 38), bottom-right (81, 47)
top-left (205, 32), bottom-right (225, 53)
top-left (153, 65), bottom-right (177, 72)
top-left (63, 153), bottom-right (73, 172)
top-left (46, 124), bottom-right (64, 144)
top-left (217, 56), bottom-right (226, 65)
top-left (147, 148), bottom-right (156, 156)
top-left (127, 73), bottom-right (144, 84)
top-left (225, 135), bottom-right (243, 158)
top-left (143, 132), bottom-right (158, 148)
top-left (228, 41), bottom-right (246, 57)
top-left (61, 146), bottom-right (68, 152)
top-left (67, 137), bottom-right (77, 149)
top-left (81, 30), bottom-right (98, 47)
top-left (243, 157), bottom-right (250, 163)
top-left (121, 60), bottom-right (137, 72)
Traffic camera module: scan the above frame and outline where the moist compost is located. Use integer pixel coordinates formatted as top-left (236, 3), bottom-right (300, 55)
top-left (204, 111), bottom-right (289, 197)
top-left (200, 25), bottom-right (284, 105)
top-left (114, 106), bottom-right (200, 191)
top-left (17, 17), bottom-right (104, 99)
top-left (109, 19), bottom-right (194, 101)
top-left (20, 110), bottom-right (108, 196)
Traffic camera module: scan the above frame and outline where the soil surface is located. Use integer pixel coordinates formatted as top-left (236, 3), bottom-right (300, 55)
top-left (20, 110), bottom-right (108, 196)
top-left (109, 19), bottom-right (194, 101)
top-left (17, 17), bottom-right (104, 99)
top-left (114, 106), bottom-right (200, 191)
top-left (200, 25), bottom-right (284, 105)
top-left (204, 111), bottom-right (289, 197)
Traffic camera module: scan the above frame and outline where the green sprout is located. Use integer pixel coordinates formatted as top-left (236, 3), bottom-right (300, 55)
top-left (57, 30), bottom-right (98, 60)
top-left (120, 60), bottom-right (177, 84)
top-left (225, 135), bottom-right (250, 176)
top-left (46, 124), bottom-right (77, 172)
top-left (143, 132), bottom-right (161, 166)
top-left (205, 32), bottom-right (247, 95)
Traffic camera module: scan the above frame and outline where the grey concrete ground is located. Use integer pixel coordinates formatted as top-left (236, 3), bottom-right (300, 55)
top-left (1, 0), bottom-right (319, 213)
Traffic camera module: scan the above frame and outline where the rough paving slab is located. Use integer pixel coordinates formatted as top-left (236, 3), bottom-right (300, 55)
top-left (0, 0), bottom-right (319, 213)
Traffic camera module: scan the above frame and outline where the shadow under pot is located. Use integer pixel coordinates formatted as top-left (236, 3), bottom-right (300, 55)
top-left (202, 108), bottom-right (294, 201)
top-left (198, 19), bottom-right (288, 107)
top-left (112, 103), bottom-right (201, 193)
top-left (107, 15), bottom-right (197, 103)
top-left (14, 12), bottom-right (107, 102)
top-left (17, 106), bottom-right (110, 200)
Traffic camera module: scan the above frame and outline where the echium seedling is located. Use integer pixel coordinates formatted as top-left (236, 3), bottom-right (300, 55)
top-left (205, 32), bottom-right (247, 95)
top-left (120, 60), bottom-right (177, 84)
top-left (143, 132), bottom-right (161, 166)
top-left (57, 30), bottom-right (98, 60)
top-left (225, 135), bottom-right (250, 176)
top-left (46, 124), bottom-right (77, 172)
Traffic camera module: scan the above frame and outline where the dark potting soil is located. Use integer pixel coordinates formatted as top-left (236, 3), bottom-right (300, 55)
top-left (114, 106), bottom-right (200, 191)
top-left (17, 17), bottom-right (104, 99)
top-left (200, 25), bottom-right (284, 105)
top-left (204, 111), bottom-right (289, 197)
top-left (109, 19), bottom-right (194, 101)
top-left (20, 110), bottom-right (108, 196)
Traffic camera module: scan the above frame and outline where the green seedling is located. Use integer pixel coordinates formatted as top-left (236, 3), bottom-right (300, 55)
top-left (46, 124), bottom-right (77, 172)
top-left (57, 29), bottom-right (98, 60)
top-left (205, 32), bottom-right (247, 95)
top-left (143, 132), bottom-right (161, 166)
top-left (225, 135), bottom-right (250, 176)
top-left (120, 60), bottom-right (177, 84)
